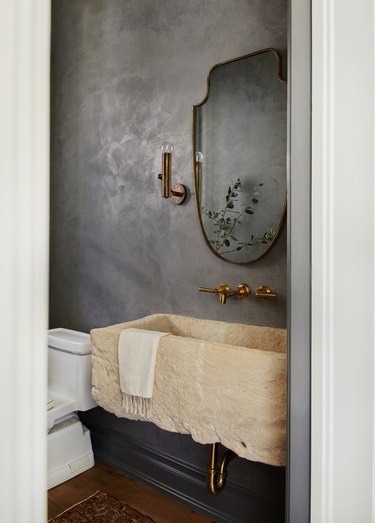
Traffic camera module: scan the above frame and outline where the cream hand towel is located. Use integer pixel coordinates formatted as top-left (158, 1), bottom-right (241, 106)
top-left (118, 328), bottom-right (169, 417)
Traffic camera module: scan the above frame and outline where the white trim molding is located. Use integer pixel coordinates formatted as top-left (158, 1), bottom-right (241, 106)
top-left (311, 1), bottom-right (375, 522)
top-left (0, 1), bottom-right (50, 522)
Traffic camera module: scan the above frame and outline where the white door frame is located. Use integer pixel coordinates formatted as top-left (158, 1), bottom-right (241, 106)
top-left (0, 1), bottom-right (50, 522)
top-left (311, 1), bottom-right (375, 523)
top-left (1, 1), bottom-right (374, 522)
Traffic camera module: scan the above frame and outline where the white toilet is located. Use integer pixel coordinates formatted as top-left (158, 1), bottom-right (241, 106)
top-left (47, 328), bottom-right (97, 489)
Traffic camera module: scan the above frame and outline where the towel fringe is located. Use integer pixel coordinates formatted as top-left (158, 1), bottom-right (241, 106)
top-left (122, 394), bottom-right (152, 418)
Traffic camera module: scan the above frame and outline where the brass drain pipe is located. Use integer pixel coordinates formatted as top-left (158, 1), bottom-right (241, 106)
top-left (207, 443), bottom-right (237, 495)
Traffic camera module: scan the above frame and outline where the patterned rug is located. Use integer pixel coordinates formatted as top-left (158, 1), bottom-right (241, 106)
top-left (48, 490), bottom-right (156, 523)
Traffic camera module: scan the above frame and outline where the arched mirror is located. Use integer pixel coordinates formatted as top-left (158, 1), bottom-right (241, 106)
top-left (193, 48), bottom-right (287, 264)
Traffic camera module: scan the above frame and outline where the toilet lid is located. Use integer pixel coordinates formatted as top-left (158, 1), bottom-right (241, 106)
top-left (48, 328), bottom-right (91, 355)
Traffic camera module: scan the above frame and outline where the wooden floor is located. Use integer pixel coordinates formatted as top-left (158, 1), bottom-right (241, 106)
top-left (48, 461), bottom-right (214, 523)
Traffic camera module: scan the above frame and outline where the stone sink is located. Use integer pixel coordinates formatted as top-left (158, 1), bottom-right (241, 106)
top-left (90, 313), bottom-right (287, 466)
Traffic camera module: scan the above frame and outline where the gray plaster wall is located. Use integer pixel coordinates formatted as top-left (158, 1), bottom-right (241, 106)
top-left (50, 0), bottom-right (287, 332)
top-left (50, 1), bottom-right (288, 520)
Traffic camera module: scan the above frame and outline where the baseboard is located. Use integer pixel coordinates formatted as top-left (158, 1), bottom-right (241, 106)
top-left (87, 421), bottom-right (284, 523)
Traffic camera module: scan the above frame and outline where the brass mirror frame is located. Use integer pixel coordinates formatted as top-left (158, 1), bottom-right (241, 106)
top-left (192, 48), bottom-right (287, 265)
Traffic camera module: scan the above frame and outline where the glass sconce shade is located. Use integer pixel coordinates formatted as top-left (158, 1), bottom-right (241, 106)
top-left (161, 142), bottom-right (173, 154)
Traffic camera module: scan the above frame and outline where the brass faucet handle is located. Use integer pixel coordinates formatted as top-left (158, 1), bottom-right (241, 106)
top-left (198, 286), bottom-right (218, 294)
top-left (215, 283), bottom-right (231, 295)
top-left (255, 285), bottom-right (277, 299)
top-left (198, 284), bottom-right (230, 295)
top-left (234, 283), bottom-right (252, 299)
top-left (199, 284), bottom-right (230, 304)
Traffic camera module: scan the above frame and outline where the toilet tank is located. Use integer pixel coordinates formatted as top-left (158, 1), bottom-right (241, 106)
top-left (48, 328), bottom-right (97, 412)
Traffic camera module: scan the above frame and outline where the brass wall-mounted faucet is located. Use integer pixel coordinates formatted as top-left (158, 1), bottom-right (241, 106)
top-left (199, 283), bottom-right (251, 305)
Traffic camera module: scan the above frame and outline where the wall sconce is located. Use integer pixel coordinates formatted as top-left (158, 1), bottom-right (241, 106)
top-left (195, 151), bottom-right (204, 201)
top-left (157, 142), bottom-right (187, 205)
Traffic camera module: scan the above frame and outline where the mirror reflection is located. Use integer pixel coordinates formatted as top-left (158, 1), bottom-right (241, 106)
top-left (193, 49), bottom-right (287, 264)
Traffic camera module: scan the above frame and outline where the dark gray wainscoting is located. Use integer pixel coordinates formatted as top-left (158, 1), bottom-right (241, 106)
top-left (80, 408), bottom-right (285, 523)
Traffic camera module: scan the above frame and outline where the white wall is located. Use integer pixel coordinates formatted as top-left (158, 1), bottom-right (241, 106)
top-left (0, 1), bottom-right (50, 522)
top-left (311, 1), bottom-right (375, 522)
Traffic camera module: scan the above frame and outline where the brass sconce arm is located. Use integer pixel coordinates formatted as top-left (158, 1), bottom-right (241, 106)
top-left (199, 283), bottom-right (251, 304)
top-left (161, 146), bottom-right (172, 198)
top-left (157, 142), bottom-right (187, 205)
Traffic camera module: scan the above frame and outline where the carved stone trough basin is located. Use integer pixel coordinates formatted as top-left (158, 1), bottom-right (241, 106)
top-left (91, 313), bottom-right (287, 466)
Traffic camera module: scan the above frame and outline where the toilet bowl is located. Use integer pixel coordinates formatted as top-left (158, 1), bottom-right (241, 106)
top-left (47, 328), bottom-right (97, 489)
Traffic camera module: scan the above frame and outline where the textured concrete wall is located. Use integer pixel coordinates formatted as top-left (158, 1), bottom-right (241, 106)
top-left (50, 0), bottom-right (288, 332)
top-left (50, 1), bottom-right (288, 520)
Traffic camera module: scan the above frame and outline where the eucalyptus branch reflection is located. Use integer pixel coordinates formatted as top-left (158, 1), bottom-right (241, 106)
top-left (201, 178), bottom-right (276, 254)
